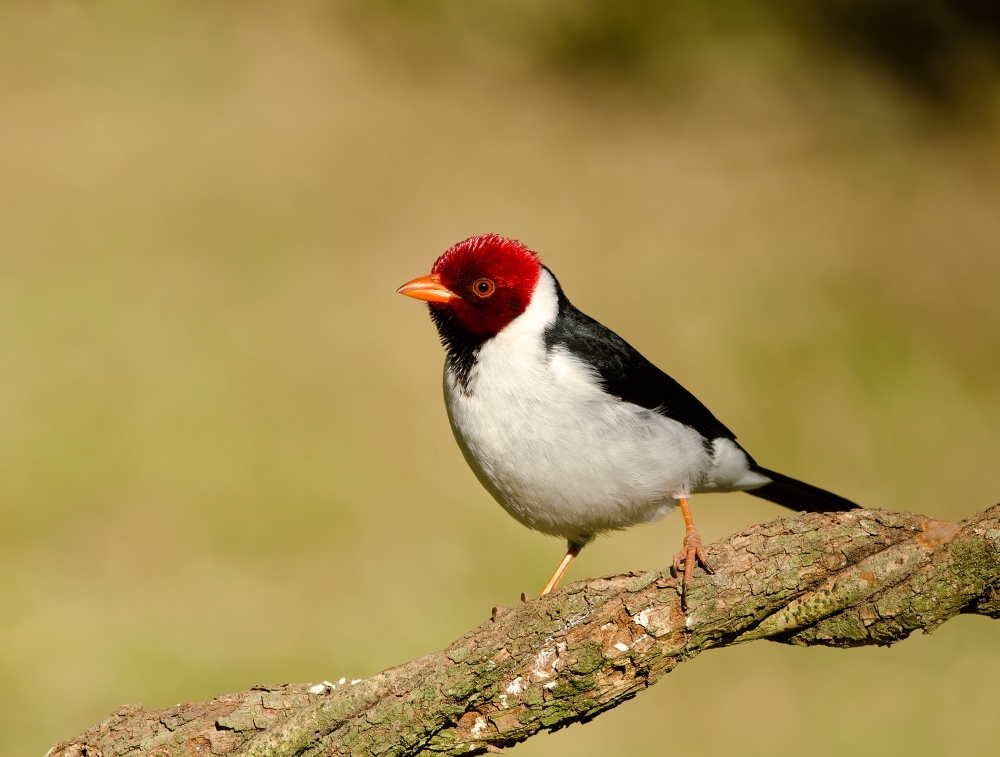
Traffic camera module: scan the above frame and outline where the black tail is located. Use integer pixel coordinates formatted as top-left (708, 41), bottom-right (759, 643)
top-left (746, 466), bottom-right (859, 513)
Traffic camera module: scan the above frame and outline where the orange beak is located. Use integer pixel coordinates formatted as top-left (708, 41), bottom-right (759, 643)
top-left (396, 273), bottom-right (456, 304)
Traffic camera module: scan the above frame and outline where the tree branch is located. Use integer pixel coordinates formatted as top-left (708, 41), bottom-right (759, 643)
top-left (50, 506), bottom-right (1000, 757)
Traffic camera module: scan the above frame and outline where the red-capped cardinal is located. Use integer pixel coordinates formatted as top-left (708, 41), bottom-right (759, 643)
top-left (398, 234), bottom-right (858, 604)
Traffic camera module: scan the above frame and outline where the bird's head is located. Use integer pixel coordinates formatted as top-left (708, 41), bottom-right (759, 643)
top-left (397, 234), bottom-right (541, 337)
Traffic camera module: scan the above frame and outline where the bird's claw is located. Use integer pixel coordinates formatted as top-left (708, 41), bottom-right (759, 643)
top-left (671, 528), bottom-right (712, 608)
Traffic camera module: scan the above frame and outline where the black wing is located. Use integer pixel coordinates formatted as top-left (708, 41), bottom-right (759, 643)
top-left (542, 269), bottom-right (737, 445)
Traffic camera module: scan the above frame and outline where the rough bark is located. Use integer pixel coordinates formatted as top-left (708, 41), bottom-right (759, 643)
top-left (50, 506), bottom-right (1000, 757)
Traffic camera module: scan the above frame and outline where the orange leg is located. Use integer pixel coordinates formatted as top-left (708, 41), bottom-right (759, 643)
top-left (540, 541), bottom-right (583, 596)
top-left (671, 497), bottom-right (712, 608)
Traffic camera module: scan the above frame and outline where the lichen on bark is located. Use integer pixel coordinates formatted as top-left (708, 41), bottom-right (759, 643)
top-left (49, 505), bottom-right (1000, 757)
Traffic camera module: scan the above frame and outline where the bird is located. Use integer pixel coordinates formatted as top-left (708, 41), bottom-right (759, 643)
top-left (397, 234), bottom-right (859, 604)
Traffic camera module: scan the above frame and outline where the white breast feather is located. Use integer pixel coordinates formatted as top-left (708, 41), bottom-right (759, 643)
top-left (444, 270), bottom-right (762, 544)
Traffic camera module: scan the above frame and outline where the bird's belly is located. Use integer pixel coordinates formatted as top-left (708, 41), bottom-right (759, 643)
top-left (444, 367), bottom-right (709, 543)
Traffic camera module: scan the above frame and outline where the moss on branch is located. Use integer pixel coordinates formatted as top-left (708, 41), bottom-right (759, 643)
top-left (49, 506), bottom-right (1000, 757)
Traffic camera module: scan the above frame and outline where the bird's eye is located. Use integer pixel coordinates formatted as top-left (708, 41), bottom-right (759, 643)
top-left (473, 279), bottom-right (495, 297)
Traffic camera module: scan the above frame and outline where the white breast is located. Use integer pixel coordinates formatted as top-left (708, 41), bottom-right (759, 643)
top-left (443, 270), bottom-right (716, 544)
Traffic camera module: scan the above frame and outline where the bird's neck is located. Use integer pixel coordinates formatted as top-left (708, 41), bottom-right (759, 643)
top-left (433, 268), bottom-right (561, 392)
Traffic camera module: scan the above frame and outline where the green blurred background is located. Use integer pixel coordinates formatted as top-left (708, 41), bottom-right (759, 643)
top-left (2, 1), bottom-right (999, 754)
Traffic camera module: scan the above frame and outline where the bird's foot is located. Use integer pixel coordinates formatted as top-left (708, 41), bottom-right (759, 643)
top-left (671, 528), bottom-right (713, 609)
